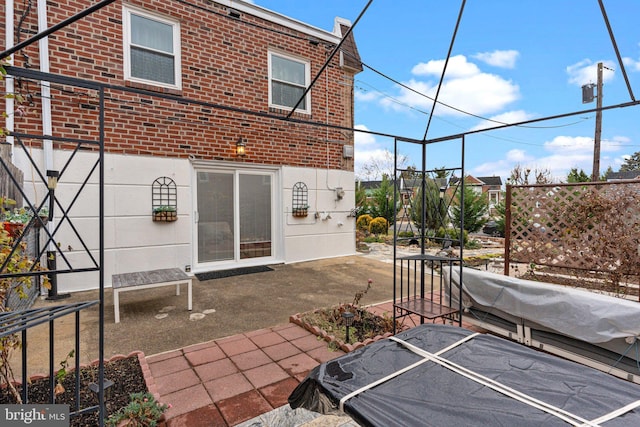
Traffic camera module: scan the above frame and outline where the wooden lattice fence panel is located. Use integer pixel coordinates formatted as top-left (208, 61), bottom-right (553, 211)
top-left (0, 143), bottom-right (24, 207)
top-left (506, 180), bottom-right (640, 296)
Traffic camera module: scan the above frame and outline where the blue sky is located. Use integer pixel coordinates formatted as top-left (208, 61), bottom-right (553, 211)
top-left (252, 1), bottom-right (640, 182)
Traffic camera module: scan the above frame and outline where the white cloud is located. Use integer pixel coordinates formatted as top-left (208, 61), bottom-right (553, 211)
top-left (353, 124), bottom-right (393, 179)
top-left (506, 149), bottom-right (530, 162)
top-left (382, 55), bottom-right (521, 117)
top-left (473, 50), bottom-right (520, 69)
top-left (543, 135), bottom-right (594, 153)
top-left (469, 110), bottom-right (534, 131)
top-left (622, 57), bottom-right (640, 72)
top-left (385, 72), bottom-right (520, 117)
top-left (566, 59), bottom-right (616, 86)
top-left (543, 135), bottom-right (623, 154)
top-left (412, 55), bottom-right (480, 78)
top-left (354, 148), bottom-right (394, 180)
top-left (472, 135), bottom-right (627, 183)
top-left (471, 149), bottom-right (532, 179)
top-left (354, 124), bottom-right (376, 147)
top-left (355, 89), bottom-right (379, 103)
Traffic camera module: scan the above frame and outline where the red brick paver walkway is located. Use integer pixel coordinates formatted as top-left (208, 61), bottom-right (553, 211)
top-left (148, 300), bottom-right (471, 426)
top-left (147, 321), bottom-right (347, 426)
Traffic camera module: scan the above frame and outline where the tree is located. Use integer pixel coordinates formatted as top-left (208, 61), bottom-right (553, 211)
top-left (508, 164), bottom-right (554, 185)
top-left (620, 152), bottom-right (640, 171)
top-left (410, 180), bottom-right (448, 231)
top-left (400, 166), bottom-right (419, 181)
top-left (567, 168), bottom-right (590, 183)
top-left (368, 175), bottom-right (398, 226)
top-left (433, 167), bottom-right (449, 179)
top-left (357, 149), bottom-right (411, 181)
top-left (355, 181), bottom-right (369, 215)
top-left (601, 165), bottom-right (614, 181)
top-left (451, 185), bottom-right (488, 233)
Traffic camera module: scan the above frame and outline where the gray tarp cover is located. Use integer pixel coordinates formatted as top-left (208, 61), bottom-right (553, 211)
top-left (445, 267), bottom-right (640, 343)
top-left (288, 324), bottom-right (640, 426)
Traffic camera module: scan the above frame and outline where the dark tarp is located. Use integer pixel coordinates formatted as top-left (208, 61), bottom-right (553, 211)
top-left (289, 324), bottom-right (640, 426)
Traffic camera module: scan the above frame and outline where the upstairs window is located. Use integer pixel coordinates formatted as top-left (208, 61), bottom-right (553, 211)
top-left (123, 6), bottom-right (181, 89)
top-left (269, 51), bottom-right (310, 114)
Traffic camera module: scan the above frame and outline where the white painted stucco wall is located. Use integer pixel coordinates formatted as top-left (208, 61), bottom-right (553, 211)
top-left (282, 166), bottom-right (356, 263)
top-left (13, 150), bottom-right (356, 293)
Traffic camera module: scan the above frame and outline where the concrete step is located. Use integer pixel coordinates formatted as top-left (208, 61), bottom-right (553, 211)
top-left (236, 404), bottom-right (357, 427)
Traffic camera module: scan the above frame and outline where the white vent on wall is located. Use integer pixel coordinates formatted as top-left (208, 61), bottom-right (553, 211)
top-left (343, 145), bottom-right (354, 159)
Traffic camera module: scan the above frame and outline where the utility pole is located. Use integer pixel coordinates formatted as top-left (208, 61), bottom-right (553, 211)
top-left (592, 62), bottom-right (603, 181)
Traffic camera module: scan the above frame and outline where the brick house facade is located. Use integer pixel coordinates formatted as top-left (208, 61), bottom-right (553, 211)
top-left (2, 0), bottom-right (361, 291)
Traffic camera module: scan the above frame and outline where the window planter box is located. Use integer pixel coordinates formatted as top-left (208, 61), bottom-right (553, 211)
top-left (153, 211), bottom-right (177, 222)
top-left (292, 208), bottom-right (308, 218)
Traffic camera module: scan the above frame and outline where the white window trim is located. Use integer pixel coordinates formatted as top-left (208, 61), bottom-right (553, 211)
top-left (268, 51), bottom-right (311, 114)
top-left (122, 5), bottom-right (182, 90)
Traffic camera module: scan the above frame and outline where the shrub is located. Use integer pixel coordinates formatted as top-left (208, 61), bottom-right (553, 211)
top-left (436, 226), bottom-right (468, 245)
top-left (106, 392), bottom-right (169, 427)
top-left (369, 217), bottom-right (389, 235)
top-left (0, 197), bottom-right (50, 403)
top-left (465, 239), bottom-right (482, 249)
top-left (356, 214), bottom-right (373, 231)
top-left (397, 231), bottom-right (414, 238)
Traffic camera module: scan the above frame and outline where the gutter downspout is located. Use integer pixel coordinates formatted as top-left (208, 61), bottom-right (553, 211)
top-left (37, 0), bottom-right (65, 299)
top-left (37, 0), bottom-right (53, 171)
top-left (5, 0), bottom-right (15, 151)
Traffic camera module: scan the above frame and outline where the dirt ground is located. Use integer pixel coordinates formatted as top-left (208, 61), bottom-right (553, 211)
top-left (17, 254), bottom-right (397, 375)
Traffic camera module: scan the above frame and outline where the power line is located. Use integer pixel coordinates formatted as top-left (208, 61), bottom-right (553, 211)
top-left (360, 61), bottom-right (590, 130)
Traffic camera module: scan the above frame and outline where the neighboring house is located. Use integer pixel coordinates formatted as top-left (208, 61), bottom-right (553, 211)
top-left (476, 176), bottom-right (503, 215)
top-left (605, 171), bottom-right (640, 181)
top-left (3, 0), bottom-right (362, 292)
top-left (444, 175), bottom-right (503, 216)
top-left (357, 180), bottom-right (383, 199)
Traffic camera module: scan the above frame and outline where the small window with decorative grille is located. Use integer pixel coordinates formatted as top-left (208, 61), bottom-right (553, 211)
top-left (292, 182), bottom-right (309, 217)
top-left (152, 177), bottom-right (177, 222)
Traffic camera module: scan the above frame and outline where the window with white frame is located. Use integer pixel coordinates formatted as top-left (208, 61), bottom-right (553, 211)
top-left (268, 51), bottom-right (310, 113)
top-left (123, 6), bottom-right (181, 89)
top-left (489, 190), bottom-right (500, 205)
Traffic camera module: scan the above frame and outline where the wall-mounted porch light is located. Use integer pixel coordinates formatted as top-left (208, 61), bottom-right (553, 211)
top-left (236, 138), bottom-right (246, 157)
top-left (439, 186), bottom-right (447, 199)
top-left (46, 170), bottom-right (59, 221)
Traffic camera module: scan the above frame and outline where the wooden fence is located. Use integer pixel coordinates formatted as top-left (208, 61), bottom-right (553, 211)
top-left (505, 180), bottom-right (640, 299)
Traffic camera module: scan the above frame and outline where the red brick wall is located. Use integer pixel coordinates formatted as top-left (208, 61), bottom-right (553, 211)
top-left (3, 0), bottom-right (355, 170)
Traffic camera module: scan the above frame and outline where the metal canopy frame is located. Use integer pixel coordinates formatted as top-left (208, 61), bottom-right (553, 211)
top-left (0, 66), bottom-right (105, 423)
top-left (0, 2), bottom-right (639, 424)
top-left (392, 136), bottom-right (465, 330)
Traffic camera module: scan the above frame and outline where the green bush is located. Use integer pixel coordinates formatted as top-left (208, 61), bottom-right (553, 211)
top-left (356, 214), bottom-right (373, 231)
top-left (465, 239), bottom-right (482, 249)
top-left (436, 226), bottom-right (468, 245)
top-left (369, 217), bottom-right (389, 235)
top-left (106, 392), bottom-right (169, 427)
top-left (397, 231), bottom-right (414, 238)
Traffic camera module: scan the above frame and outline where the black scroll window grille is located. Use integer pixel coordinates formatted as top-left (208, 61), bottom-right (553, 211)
top-left (292, 182), bottom-right (309, 216)
top-left (152, 177), bottom-right (177, 212)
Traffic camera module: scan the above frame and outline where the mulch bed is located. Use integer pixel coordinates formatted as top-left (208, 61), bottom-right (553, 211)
top-left (0, 355), bottom-right (147, 426)
top-left (290, 304), bottom-right (398, 352)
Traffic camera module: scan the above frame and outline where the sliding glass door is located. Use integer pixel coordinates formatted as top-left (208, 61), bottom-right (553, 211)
top-left (196, 169), bottom-right (273, 266)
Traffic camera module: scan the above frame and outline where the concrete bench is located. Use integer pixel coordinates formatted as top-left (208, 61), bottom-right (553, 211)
top-left (112, 268), bottom-right (193, 323)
